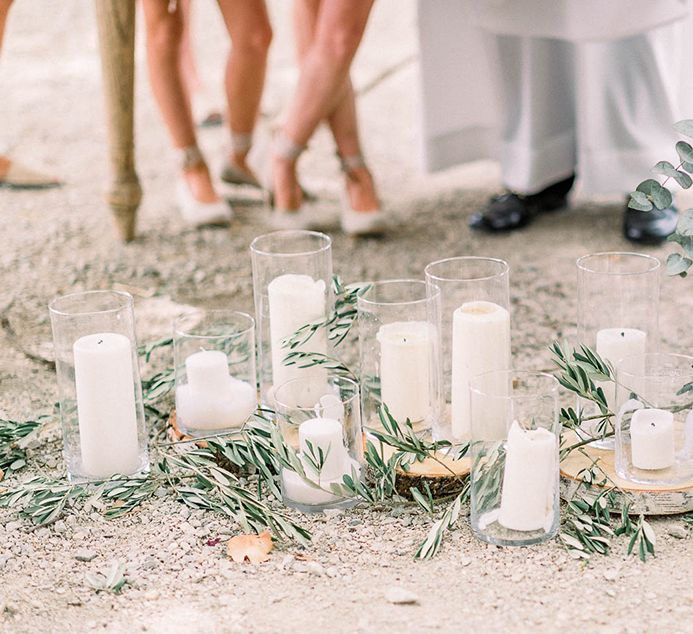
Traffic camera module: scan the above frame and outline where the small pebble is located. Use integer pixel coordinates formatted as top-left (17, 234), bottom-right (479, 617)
top-left (668, 526), bottom-right (688, 540)
top-left (385, 587), bottom-right (419, 605)
top-left (75, 550), bottom-right (97, 563)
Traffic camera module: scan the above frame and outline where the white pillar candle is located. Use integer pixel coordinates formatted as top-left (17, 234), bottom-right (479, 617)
top-left (176, 349), bottom-right (257, 431)
top-left (281, 416), bottom-right (358, 506)
top-left (73, 332), bottom-right (140, 478)
top-left (268, 274), bottom-right (328, 393)
top-left (299, 417), bottom-right (350, 480)
top-left (595, 328), bottom-right (647, 406)
top-left (498, 421), bottom-right (556, 532)
top-left (376, 321), bottom-right (432, 424)
top-left (451, 301), bottom-right (511, 440)
top-left (630, 408), bottom-right (675, 470)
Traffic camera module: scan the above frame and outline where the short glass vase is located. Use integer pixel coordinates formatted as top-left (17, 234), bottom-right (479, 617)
top-left (274, 375), bottom-right (363, 513)
top-left (469, 370), bottom-right (560, 547)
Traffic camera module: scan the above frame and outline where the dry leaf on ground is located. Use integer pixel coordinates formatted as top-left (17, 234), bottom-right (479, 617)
top-left (227, 531), bottom-right (273, 564)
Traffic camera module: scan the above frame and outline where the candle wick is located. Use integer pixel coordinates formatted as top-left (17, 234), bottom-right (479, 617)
top-left (97, 339), bottom-right (103, 345)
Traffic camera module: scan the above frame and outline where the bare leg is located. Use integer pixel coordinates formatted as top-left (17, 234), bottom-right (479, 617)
top-left (142, 0), bottom-right (218, 203)
top-left (276, 0), bottom-right (376, 212)
top-left (0, 0), bottom-right (12, 177)
top-left (216, 0), bottom-right (271, 175)
top-left (179, 0), bottom-right (202, 96)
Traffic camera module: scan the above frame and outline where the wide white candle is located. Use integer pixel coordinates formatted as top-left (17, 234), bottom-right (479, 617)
top-left (176, 350), bottom-right (257, 430)
top-left (299, 417), bottom-right (349, 480)
top-left (376, 321), bottom-right (432, 424)
top-left (595, 328), bottom-right (647, 405)
top-left (630, 408), bottom-right (675, 470)
top-left (73, 332), bottom-right (140, 478)
top-left (268, 274), bottom-right (327, 394)
top-left (451, 301), bottom-right (511, 440)
top-left (281, 416), bottom-right (356, 506)
top-left (498, 421), bottom-right (556, 532)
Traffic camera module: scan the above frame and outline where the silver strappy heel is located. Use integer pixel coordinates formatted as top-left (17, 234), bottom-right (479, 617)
top-left (338, 153), bottom-right (387, 236)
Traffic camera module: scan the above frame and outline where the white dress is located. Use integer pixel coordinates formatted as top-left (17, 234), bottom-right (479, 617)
top-left (417, 0), bottom-right (691, 195)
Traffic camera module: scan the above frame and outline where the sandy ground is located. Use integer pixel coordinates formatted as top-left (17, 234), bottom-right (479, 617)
top-left (1, 2), bottom-right (692, 633)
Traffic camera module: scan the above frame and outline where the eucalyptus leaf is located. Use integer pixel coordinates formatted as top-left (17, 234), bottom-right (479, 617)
top-left (652, 161), bottom-right (692, 188)
top-left (668, 231), bottom-right (693, 258)
top-left (628, 191), bottom-right (653, 211)
top-left (636, 179), bottom-right (673, 210)
top-left (677, 208), bottom-right (693, 236)
top-left (666, 253), bottom-right (692, 277)
top-left (674, 119), bottom-right (693, 139)
top-left (676, 141), bottom-right (693, 164)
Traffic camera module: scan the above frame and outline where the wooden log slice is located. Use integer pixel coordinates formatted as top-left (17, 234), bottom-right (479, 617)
top-left (560, 432), bottom-right (693, 515)
top-left (379, 443), bottom-right (471, 499)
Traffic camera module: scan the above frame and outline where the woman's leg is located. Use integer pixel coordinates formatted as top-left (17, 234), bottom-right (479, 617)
top-left (0, 0), bottom-right (12, 53)
top-left (292, 0), bottom-right (378, 211)
top-left (275, 0), bottom-right (375, 211)
top-left (142, 0), bottom-right (217, 203)
top-left (216, 0), bottom-right (272, 173)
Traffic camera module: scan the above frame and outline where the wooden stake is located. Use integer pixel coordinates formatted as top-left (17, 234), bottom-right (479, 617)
top-left (95, 0), bottom-right (141, 242)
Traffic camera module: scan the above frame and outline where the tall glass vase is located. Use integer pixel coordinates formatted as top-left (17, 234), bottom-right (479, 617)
top-left (356, 279), bottom-right (442, 435)
top-left (576, 252), bottom-right (660, 448)
top-left (425, 257), bottom-right (511, 442)
top-left (250, 230), bottom-right (333, 406)
top-left (49, 290), bottom-right (149, 482)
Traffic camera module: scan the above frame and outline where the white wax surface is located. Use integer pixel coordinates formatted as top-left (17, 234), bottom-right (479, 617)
top-left (451, 301), bottom-right (511, 441)
top-left (299, 417), bottom-right (350, 480)
top-left (498, 421), bottom-right (556, 532)
top-left (73, 332), bottom-right (141, 478)
top-left (185, 350), bottom-right (231, 394)
top-left (176, 378), bottom-right (256, 431)
top-left (377, 321), bottom-right (432, 424)
top-left (630, 408), bottom-right (675, 470)
top-left (267, 274), bottom-right (328, 396)
top-left (595, 328), bottom-right (647, 407)
top-left (281, 457), bottom-right (360, 507)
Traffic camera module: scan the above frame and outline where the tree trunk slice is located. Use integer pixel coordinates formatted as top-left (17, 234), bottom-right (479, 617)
top-left (560, 432), bottom-right (693, 515)
top-left (379, 442), bottom-right (470, 499)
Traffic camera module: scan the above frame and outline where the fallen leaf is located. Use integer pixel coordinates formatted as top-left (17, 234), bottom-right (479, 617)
top-left (227, 531), bottom-right (273, 564)
top-left (0, 468), bottom-right (4, 482)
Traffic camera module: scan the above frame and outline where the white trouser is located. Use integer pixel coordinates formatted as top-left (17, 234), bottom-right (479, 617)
top-left (497, 21), bottom-right (682, 195)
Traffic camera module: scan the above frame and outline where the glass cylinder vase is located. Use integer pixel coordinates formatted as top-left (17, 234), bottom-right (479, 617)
top-left (48, 290), bottom-right (149, 482)
top-left (424, 257), bottom-right (511, 443)
top-left (173, 310), bottom-right (257, 437)
top-left (470, 371), bottom-right (560, 546)
top-left (274, 375), bottom-right (363, 512)
top-left (576, 252), bottom-right (660, 447)
top-left (356, 279), bottom-right (442, 435)
top-left (250, 230), bottom-right (334, 406)
top-left (615, 353), bottom-right (693, 487)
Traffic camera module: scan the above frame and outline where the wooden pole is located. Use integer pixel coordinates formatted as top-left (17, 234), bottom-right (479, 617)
top-left (95, 0), bottom-right (141, 242)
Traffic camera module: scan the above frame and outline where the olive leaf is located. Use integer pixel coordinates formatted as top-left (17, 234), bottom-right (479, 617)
top-left (652, 161), bottom-right (692, 189)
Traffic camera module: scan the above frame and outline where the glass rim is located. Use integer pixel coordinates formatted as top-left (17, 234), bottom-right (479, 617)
top-left (173, 309), bottom-right (255, 339)
top-left (273, 375), bottom-right (360, 414)
top-left (616, 351), bottom-right (693, 380)
top-left (424, 256), bottom-right (509, 283)
top-left (469, 370), bottom-right (559, 399)
top-left (48, 289), bottom-right (133, 317)
top-left (249, 230), bottom-right (332, 258)
top-left (576, 252), bottom-right (661, 276)
top-left (357, 278), bottom-right (439, 308)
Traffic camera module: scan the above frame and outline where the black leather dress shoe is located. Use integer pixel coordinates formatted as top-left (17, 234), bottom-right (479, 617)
top-left (469, 174), bottom-right (575, 233)
top-left (623, 204), bottom-right (678, 245)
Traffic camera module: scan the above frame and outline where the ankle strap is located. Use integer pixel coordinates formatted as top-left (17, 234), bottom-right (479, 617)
top-left (337, 153), bottom-right (367, 173)
top-left (179, 145), bottom-right (205, 170)
top-left (274, 132), bottom-right (306, 162)
top-left (230, 131), bottom-right (253, 155)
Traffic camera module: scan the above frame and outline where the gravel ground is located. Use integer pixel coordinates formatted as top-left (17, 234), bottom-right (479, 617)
top-left (1, 2), bottom-right (692, 633)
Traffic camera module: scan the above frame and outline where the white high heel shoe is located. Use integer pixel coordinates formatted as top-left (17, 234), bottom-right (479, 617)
top-left (269, 133), bottom-right (330, 231)
top-left (177, 146), bottom-right (232, 228)
top-left (338, 154), bottom-right (387, 236)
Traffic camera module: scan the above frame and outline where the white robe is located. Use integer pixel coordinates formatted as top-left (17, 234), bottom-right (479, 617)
top-left (417, 0), bottom-right (692, 195)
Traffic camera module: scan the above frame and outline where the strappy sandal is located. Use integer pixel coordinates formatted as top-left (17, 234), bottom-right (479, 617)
top-left (338, 153), bottom-right (387, 236)
top-left (220, 132), bottom-right (262, 189)
top-left (177, 145), bottom-right (232, 227)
